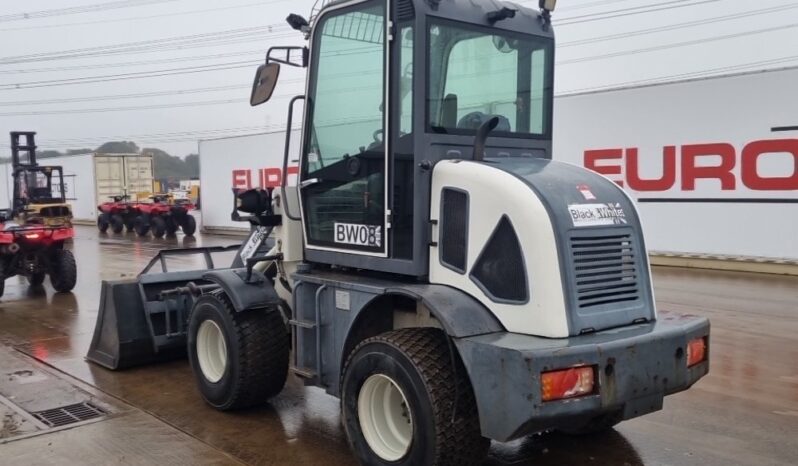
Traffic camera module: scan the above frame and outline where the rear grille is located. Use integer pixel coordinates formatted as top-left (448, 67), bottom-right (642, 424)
top-left (570, 232), bottom-right (639, 308)
top-left (32, 402), bottom-right (106, 427)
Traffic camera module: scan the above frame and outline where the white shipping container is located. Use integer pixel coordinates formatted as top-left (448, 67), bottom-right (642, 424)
top-left (124, 155), bottom-right (155, 196)
top-left (1, 152), bottom-right (153, 223)
top-left (198, 67), bottom-right (797, 260)
top-left (199, 131), bottom-right (300, 232)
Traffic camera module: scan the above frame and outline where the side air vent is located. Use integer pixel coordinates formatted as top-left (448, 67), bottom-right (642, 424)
top-left (470, 216), bottom-right (528, 303)
top-left (396, 0), bottom-right (416, 21)
top-left (570, 232), bottom-right (640, 308)
top-left (440, 188), bottom-right (468, 273)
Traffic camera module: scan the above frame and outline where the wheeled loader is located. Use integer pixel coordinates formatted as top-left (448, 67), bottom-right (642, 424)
top-left (87, 1), bottom-right (710, 464)
top-left (1, 132), bottom-right (77, 298)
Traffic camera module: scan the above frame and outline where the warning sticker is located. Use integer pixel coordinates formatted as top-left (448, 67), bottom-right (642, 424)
top-left (334, 222), bottom-right (382, 248)
top-left (240, 226), bottom-right (270, 261)
top-left (568, 203), bottom-right (627, 227)
top-left (577, 184), bottom-right (596, 200)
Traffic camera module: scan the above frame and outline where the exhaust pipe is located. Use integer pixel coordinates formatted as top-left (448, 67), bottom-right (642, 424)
top-left (2, 243), bottom-right (20, 254)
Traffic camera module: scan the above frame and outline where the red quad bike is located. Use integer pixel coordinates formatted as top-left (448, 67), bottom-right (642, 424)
top-left (97, 195), bottom-right (139, 234)
top-left (0, 220), bottom-right (77, 298)
top-left (0, 131), bottom-right (78, 298)
top-left (133, 195), bottom-right (197, 238)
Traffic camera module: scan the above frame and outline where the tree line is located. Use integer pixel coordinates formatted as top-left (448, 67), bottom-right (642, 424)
top-left (1, 140), bottom-right (199, 180)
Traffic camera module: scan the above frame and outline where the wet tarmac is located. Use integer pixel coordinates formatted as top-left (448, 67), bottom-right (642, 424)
top-left (0, 225), bottom-right (796, 465)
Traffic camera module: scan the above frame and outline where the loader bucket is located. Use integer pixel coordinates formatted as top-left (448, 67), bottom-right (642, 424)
top-left (86, 244), bottom-right (247, 370)
top-left (86, 280), bottom-right (184, 370)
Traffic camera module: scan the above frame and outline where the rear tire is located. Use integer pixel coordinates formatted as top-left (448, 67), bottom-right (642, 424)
top-left (151, 216), bottom-right (167, 238)
top-left (187, 292), bottom-right (289, 410)
top-left (0, 266), bottom-right (5, 298)
top-left (49, 249), bottom-right (77, 293)
top-left (181, 215), bottom-right (197, 236)
top-left (133, 216), bottom-right (150, 236)
top-left (27, 273), bottom-right (46, 286)
top-left (341, 328), bottom-right (489, 466)
top-left (97, 214), bottom-right (110, 233)
top-left (110, 214), bottom-right (125, 234)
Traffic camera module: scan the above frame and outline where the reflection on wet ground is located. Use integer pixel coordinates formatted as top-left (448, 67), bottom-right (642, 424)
top-left (0, 226), bottom-right (796, 465)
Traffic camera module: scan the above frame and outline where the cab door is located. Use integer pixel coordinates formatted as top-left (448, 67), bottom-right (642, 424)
top-left (299, 0), bottom-right (389, 257)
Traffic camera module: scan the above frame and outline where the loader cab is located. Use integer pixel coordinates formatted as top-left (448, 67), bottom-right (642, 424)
top-left (254, 0), bottom-right (554, 277)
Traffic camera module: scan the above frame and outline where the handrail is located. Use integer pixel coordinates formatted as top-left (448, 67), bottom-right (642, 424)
top-left (281, 95), bottom-right (305, 221)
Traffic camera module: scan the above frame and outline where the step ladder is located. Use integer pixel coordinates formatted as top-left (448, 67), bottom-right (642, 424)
top-left (288, 282), bottom-right (327, 384)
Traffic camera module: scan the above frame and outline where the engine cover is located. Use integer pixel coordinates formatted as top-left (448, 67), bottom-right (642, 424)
top-left (429, 158), bottom-right (655, 338)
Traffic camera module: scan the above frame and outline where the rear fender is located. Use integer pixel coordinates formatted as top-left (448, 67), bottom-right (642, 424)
top-left (385, 284), bottom-right (505, 338)
top-left (202, 269), bottom-right (281, 312)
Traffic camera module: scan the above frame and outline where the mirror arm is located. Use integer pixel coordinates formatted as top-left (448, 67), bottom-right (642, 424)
top-left (266, 46), bottom-right (309, 68)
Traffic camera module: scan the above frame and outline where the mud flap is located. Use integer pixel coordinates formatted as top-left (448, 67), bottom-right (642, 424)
top-left (86, 280), bottom-right (185, 370)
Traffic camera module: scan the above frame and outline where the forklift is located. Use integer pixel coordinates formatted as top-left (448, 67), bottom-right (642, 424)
top-left (0, 132), bottom-right (77, 298)
top-left (88, 1), bottom-right (710, 464)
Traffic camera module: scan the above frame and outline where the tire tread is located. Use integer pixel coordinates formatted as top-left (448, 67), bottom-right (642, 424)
top-left (50, 249), bottom-right (77, 293)
top-left (343, 328), bottom-right (489, 466)
top-left (211, 291), bottom-right (288, 410)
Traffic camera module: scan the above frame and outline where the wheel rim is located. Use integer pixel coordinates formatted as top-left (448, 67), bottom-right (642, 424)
top-left (196, 320), bottom-right (228, 383)
top-left (357, 374), bottom-right (414, 461)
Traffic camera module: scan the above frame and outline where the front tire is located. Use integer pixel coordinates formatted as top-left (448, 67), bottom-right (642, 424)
top-left (97, 214), bottom-right (110, 233)
top-left (341, 328), bottom-right (489, 466)
top-left (49, 249), bottom-right (77, 293)
top-left (181, 215), bottom-right (197, 236)
top-left (165, 217), bottom-right (178, 236)
top-left (133, 216), bottom-right (150, 237)
top-left (110, 214), bottom-right (125, 234)
top-left (151, 216), bottom-right (167, 238)
top-left (187, 292), bottom-right (289, 410)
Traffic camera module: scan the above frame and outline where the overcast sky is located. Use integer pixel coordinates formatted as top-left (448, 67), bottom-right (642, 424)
top-left (0, 0), bottom-right (796, 158)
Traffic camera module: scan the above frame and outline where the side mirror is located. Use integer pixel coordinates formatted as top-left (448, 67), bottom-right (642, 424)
top-left (250, 63), bottom-right (281, 106)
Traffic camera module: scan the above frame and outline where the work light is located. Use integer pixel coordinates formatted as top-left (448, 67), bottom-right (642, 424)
top-left (539, 0), bottom-right (557, 12)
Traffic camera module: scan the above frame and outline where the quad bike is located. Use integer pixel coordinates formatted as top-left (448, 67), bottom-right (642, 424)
top-left (0, 221), bottom-right (77, 298)
top-left (133, 195), bottom-right (196, 238)
top-left (97, 195), bottom-right (138, 234)
top-left (0, 132), bottom-right (77, 298)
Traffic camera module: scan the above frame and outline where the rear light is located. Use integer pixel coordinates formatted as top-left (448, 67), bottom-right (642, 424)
top-left (541, 365), bottom-right (595, 402)
top-left (52, 229), bottom-right (74, 241)
top-left (686, 337), bottom-right (707, 367)
top-left (24, 232), bottom-right (41, 239)
top-left (0, 232), bottom-right (13, 244)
